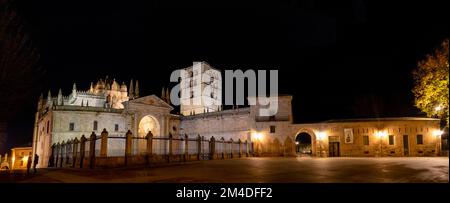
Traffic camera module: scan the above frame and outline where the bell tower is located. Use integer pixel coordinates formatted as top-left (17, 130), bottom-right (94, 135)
top-left (180, 62), bottom-right (222, 116)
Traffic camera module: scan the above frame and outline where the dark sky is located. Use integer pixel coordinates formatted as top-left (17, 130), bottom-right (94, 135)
top-left (6, 0), bottom-right (449, 148)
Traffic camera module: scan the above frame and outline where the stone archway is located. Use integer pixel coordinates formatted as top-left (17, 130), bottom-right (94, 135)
top-left (136, 115), bottom-right (160, 155)
top-left (138, 115), bottom-right (160, 137)
top-left (294, 129), bottom-right (317, 157)
top-left (295, 133), bottom-right (312, 156)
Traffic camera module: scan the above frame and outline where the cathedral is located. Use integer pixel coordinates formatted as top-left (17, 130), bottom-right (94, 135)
top-left (32, 62), bottom-right (443, 168)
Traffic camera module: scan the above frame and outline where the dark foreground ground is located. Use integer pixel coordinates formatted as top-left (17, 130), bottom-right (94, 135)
top-left (1, 157), bottom-right (448, 183)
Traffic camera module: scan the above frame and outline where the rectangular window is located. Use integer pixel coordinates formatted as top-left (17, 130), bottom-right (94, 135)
top-left (389, 135), bottom-right (394, 145)
top-left (115, 124), bottom-right (119, 132)
top-left (93, 121), bottom-right (98, 131)
top-left (416, 134), bottom-right (423, 145)
top-left (69, 123), bottom-right (74, 131)
top-left (270, 126), bottom-right (276, 133)
top-left (363, 136), bottom-right (369, 145)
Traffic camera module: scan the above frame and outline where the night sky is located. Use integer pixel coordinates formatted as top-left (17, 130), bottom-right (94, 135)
top-left (6, 1), bottom-right (449, 148)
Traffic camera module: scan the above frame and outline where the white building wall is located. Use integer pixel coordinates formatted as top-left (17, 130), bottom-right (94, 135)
top-left (51, 110), bottom-right (128, 144)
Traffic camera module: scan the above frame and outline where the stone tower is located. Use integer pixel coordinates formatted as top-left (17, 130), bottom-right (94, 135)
top-left (180, 62), bottom-right (222, 116)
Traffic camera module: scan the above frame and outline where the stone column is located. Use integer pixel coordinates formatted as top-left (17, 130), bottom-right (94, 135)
top-left (55, 142), bottom-right (60, 167)
top-left (79, 135), bottom-right (87, 168)
top-left (168, 133), bottom-right (173, 163)
top-left (72, 138), bottom-right (79, 168)
top-left (238, 139), bottom-right (242, 158)
top-left (230, 138), bottom-right (234, 159)
top-left (210, 136), bottom-right (216, 160)
top-left (100, 129), bottom-right (108, 157)
top-left (60, 141), bottom-right (65, 167)
top-left (245, 140), bottom-right (249, 157)
top-left (220, 137), bottom-right (225, 159)
top-left (197, 134), bottom-right (201, 160)
top-left (146, 131), bottom-right (153, 165)
top-left (184, 134), bottom-right (188, 161)
top-left (89, 132), bottom-right (96, 169)
top-left (65, 140), bottom-right (71, 165)
top-left (125, 130), bottom-right (133, 166)
top-left (49, 144), bottom-right (55, 167)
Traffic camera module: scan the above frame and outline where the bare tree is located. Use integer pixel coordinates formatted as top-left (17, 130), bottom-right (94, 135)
top-left (0, 0), bottom-right (44, 153)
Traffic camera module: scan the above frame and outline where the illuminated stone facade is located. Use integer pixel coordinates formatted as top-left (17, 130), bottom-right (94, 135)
top-left (31, 63), bottom-right (443, 168)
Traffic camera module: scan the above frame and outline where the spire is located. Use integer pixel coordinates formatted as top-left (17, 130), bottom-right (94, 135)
top-left (161, 87), bottom-right (166, 102)
top-left (72, 83), bottom-right (77, 97)
top-left (90, 82), bottom-right (94, 93)
top-left (135, 80), bottom-right (139, 98)
top-left (129, 79), bottom-right (134, 99)
top-left (57, 88), bottom-right (63, 105)
top-left (47, 90), bottom-right (52, 107)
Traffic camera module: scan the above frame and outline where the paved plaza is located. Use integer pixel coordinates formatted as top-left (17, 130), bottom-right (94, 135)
top-left (1, 157), bottom-right (448, 183)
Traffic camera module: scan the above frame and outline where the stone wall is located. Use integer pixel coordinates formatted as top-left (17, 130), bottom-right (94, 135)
top-left (254, 118), bottom-right (441, 157)
top-left (180, 108), bottom-right (252, 142)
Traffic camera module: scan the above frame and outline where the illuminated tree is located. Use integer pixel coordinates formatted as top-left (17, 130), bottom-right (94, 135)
top-left (412, 39), bottom-right (449, 127)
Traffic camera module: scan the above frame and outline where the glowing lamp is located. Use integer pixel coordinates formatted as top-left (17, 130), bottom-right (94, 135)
top-left (375, 131), bottom-right (387, 138)
top-left (317, 132), bottom-right (327, 141)
top-left (253, 132), bottom-right (263, 141)
top-left (432, 130), bottom-right (444, 137)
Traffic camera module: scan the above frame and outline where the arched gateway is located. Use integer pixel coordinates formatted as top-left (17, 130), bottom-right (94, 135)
top-left (294, 129), bottom-right (317, 157)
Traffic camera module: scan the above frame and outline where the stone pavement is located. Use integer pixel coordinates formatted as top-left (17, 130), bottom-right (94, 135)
top-left (1, 157), bottom-right (448, 183)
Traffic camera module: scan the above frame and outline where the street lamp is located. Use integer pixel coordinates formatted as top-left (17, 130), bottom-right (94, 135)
top-left (375, 130), bottom-right (387, 157)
